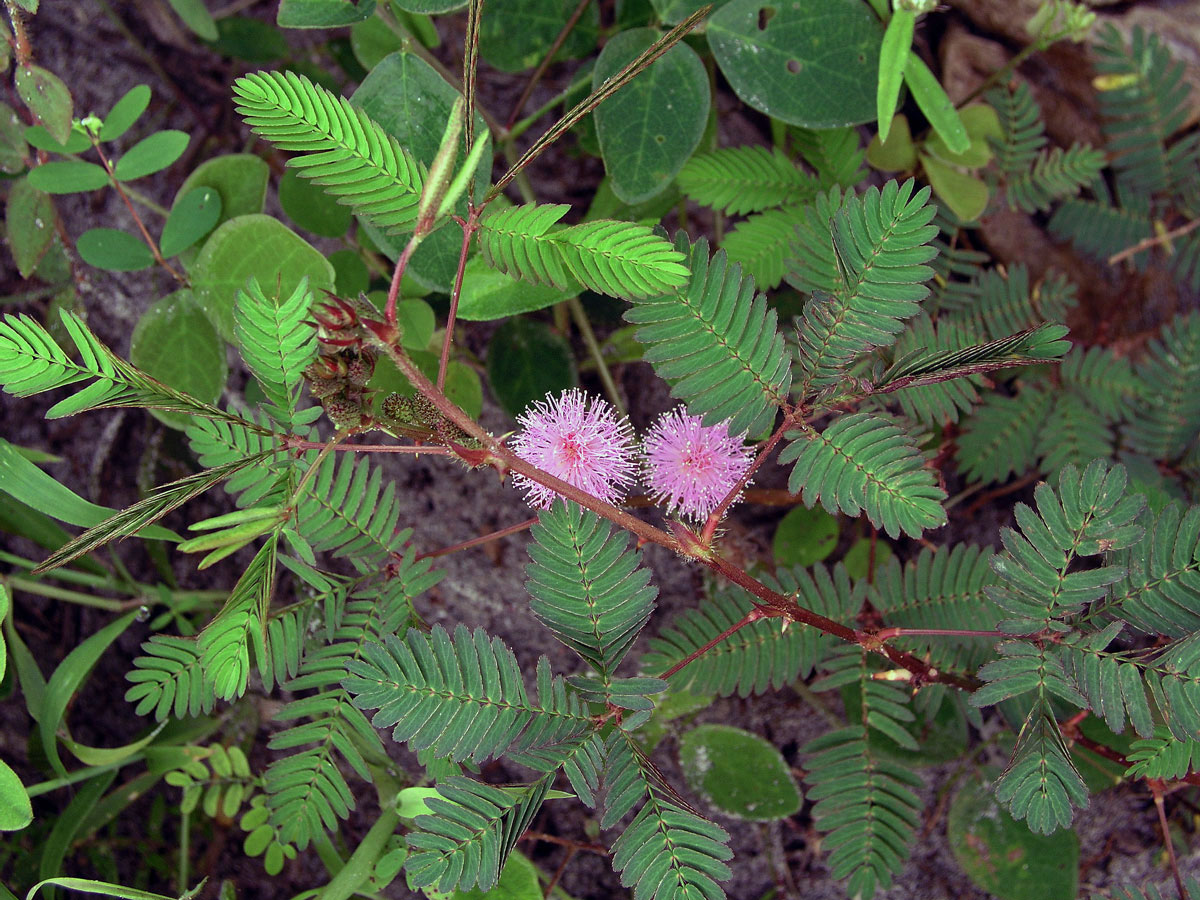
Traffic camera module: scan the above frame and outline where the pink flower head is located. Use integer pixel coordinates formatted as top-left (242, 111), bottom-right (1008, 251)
top-left (510, 389), bottom-right (637, 509)
top-left (643, 408), bottom-right (753, 521)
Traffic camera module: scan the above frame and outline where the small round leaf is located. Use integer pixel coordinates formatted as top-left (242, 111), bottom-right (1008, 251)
top-left (23, 123), bottom-right (89, 154)
top-left (0, 759), bottom-right (32, 831)
top-left (160, 186), bottom-right (222, 258)
top-left (130, 290), bottom-right (228, 429)
top-left (773, 505), bottom-right (839, 568)
top-left (76, 228), bottom-right (154, 271)
top-left (678, 724), bottom-right (801, 821)
top-left (114, 130), bottom-right (189, 181)
top-left (920, 153), bottom-right (989, 222)
top-left (948, 770), bottom-right (1079, 900)
top-left (15, 64), bottom-right (72, 145)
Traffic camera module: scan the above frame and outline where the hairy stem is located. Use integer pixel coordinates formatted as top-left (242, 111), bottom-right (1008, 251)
top-left (417, 517), bottom-right (538, 560)
top-left (504, 0), bottom-right (595, 131)
top-left (659, 608), bottom-right (766, 680)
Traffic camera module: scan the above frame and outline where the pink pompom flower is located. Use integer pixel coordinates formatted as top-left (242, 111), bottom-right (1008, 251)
top-left (510, 389), bottom-right (637, 509)
top-left (642, 407), bottom-right (753, 521)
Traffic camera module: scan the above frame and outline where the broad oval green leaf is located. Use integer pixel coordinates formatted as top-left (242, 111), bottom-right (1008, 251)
top-left (351, 52), bottom-right (492, 291)
top-left (456, 256), bottom-right (572, 321)
top-left (593, 28), bottom-right (709, 205)
top-left (26, 160), bottom-right (109, 194)
top-left (948, 770), bottom-right (1079, 900)
top-left (486, 317), bottom-right (577, 419)
top-left (453, 851), bottom-right (541, 900)
top-left (0, 103), bottom-right (30, 172)
top-left (24, 123), bottom-right (89, 154)
top-left (15, 64), bottom-right (72, 145)
top-left (392, 0), bottom-right (464, 11)
top-left (168, 0), bottom-right (219, 40)
top-left (350, 13), bottom-right (404, 70)
top-left (76, 228), bottom-right (155, 271)
top-left (773, 505), bottom-right (839, 567)
top-left (920, 152), bottom-right (989, 221)
top-left (277, 0), bottom-right (376, 27)
top-left (174, 153), bottom-right (269, 228)
top-left (329, 248), bottom-right (370, 295)
top-left (209, 16), bottom-right (289, 62)
top-left (192, 213), bottom-right (335, 341)
top-left (708, 0), bottom-right (882, 128)
top-left (478, 0), bottom-right (599, 72)
top-left (130, 290), bottom-right (228, 430)
top-left (279, 167), bottom-right (353, 237)
top-left (114, 130), bottom-right (189, 181)
top-left (6, 177), bottom-right (56, 277)
top-left (99, 84), bottom-right (151, 142)
top-left (678, 724), bottom-right (801, 821)
top-left (0, 758), bottom-right (31, 832)
top-left (160, 186), bottom-right (221, 258)
top-left (649, 0), bottom-right (732, 24)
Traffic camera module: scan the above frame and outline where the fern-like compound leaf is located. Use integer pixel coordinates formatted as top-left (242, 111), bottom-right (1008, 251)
top-left (343, 625), bottom-right (593, 764)
top-left (972, 641), bottom-right (1089, 709)
top-left (993, 702), bottom-right (1088, 834)
top-left (232, 70), bottom-right (424, 233)
top-left (0, 311), bottom-right (259, 426)
top-left (789, 180), bottom-right (939, 395)
top-left (956, 385), bottom-right (1051, 485)
top-left (986, 460), bottom-right (1144, 635)
top-left (872, 544), bottom-right (1000, 675)
top-left (987, 83), bottom-right (1047, 176)
top-left (1005, 145), bottom-right (1107, 214)
top-left (36, 453), bottom-right (274, 573)
top-left (602, 732), bottom-right (733, 900)
top-left (1101, 878), bottom-right (1200, 900)
top-left (791, 125), bottom-right (866, 188)
top-left (1125, 312), bottom-right (1200, 460)
top-left (722, 205), bottom-right (804, 291)
top-left (624, 233), bottom-right (792, 436)
top-left (1108, 502), bottom-right (1200, 637)
top-left (1125, 727), bottom-right (1200, 780)
top-left (525, 501), bottom-right (656, 683)
top-left (233, 277), bottom-right (317, 428)
top-left (199, 536), bottom-right (279, 701)
top-left (1060, 345), bottom-right (1141, 422)
top-left (124, 635), bottom-right (213, 721)
top-left (876, 321), bottom-right (1070, 424)
top-left (475, 203), bottom-right (690, 299)
top-left (676, 145), bottom-right (817, 215)
top-left (1037, 393), bottom-right (1115, 477)
top-left (941, 265), bottom-right (1077, 341)
top-left (805, 647), bottom-right (923, 900)
top-left (640, 564), bottom-right (861, 697)
top-left (405, 775), bottom-right (552, 893)
top-left (1048, 197), bottom-right (1152, 263)
top-left (1093, 24), bottom-right (1195, 197)
top-left (781, 412), bottom-right (947, 540)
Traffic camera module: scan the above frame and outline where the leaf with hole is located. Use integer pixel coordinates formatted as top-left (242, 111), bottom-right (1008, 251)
top-left (486, 317), bottom-right (576, 420)
top-left (678, 724), bottom-right (801, 821)
top-left (707, 0), bottom-right (883, 128)
top-left (130, 291), bottom-right (228, 430)
top-left (773, 505), bottom-right (839, 568)
top-left (593, 28), bottom-right (709, 205)
top-left (77, 228), bottom-right (155, 272)
top-left (191, 214), bottom-right (334, 342)
top-left (160, 187), bottom-right (221, 258)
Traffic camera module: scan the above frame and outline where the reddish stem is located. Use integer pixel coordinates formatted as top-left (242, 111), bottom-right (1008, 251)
top-left (438, 211), bottom-right (479, 392)
top-left (874, 627), bottom-right (1007, 640)
top-left (92, 142), bottom-right (184, 283)
top-left (1150, 780), bottom-right (1190, 900)
top-left (384, 235), bottom-right (422, 328)
top-left (699, 413), bottom-right (793, 545)
top-left (284, 438), bottom-right (451, 455)
top-left (417, 517), bottom-right (537, 561)
top-left (659, 608), bottom-right (765, 680)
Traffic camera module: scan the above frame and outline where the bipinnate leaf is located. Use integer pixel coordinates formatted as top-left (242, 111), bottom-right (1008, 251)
top-left (677, 146), bottom-right (817, 216)
top-left (782, 412), bottom-right (947, 540)
top-left (624, 233), bottom-right (791, 436)
top-left (232, 69), bottom-right (425, 234)
top-left (232, 277), bottom-right (317, 427)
